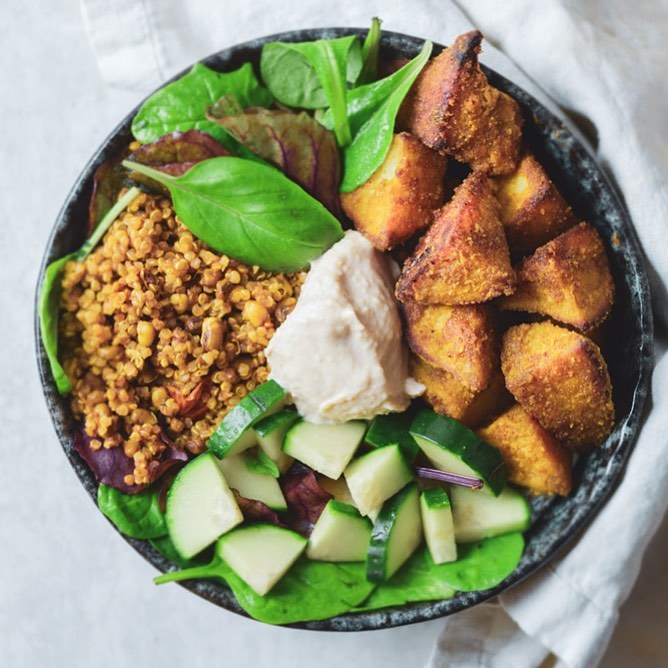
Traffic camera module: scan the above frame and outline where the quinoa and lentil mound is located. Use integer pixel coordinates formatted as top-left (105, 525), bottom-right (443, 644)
top-left (60, 190), bottom-right (305, 487)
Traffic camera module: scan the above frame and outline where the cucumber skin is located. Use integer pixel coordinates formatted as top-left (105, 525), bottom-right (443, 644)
top-left (254, 408), bottom-right (300, 437)
top-left (366, 483), bottom-right (419, 583)
top-left (208, 380), bottom-right (285, 458)
top-left (366, 413), bottom-right (419, 462)
top-left (422, 486), bottom-right (451, 510)
top-left (410, 410), bottom-right (508, 495)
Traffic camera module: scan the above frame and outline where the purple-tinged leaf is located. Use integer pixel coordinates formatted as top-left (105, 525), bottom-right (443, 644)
top-left (128, 129), bottom-right (229, 184)
top-left (73, 426), bottom-right (188, 495)
top-left (87, 148), bottom-right (130, 235)
top-left (281, 464), bottom-right (333, 536)
top-left (232, 490), bottom-right (287, 528)
top-left (206, 107), bottom-right (343, 218)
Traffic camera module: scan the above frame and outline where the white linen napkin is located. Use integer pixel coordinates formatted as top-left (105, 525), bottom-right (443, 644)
top-left (80, 1), bottom-right (668, 666)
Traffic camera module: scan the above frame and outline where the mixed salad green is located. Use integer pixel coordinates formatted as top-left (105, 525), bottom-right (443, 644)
top-left (41, 20), bottom-right (531, 624)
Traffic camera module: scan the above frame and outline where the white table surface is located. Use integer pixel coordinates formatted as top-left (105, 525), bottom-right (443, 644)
top-left (1, 1), bottom-right (665, 666)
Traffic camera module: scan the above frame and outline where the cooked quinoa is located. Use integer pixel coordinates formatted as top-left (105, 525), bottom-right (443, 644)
top-left (60, 190), bottom-right (304, 487)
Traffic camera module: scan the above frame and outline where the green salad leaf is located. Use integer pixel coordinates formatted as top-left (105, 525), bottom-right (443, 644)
top-left (131, 63), bottom-right (273, 151)
top-left (38, 187), bottom-right (140, 394)
top-left (339, 41), bottom-right (432, 191)
top-left (358, 533), bottom-right (524, 611)
top-left (150, 535), bottom-right (197, 568)
top-left (97, 484), bottom-right (167, 539)
top-left (261, 36), bottom-right (359, 146)
top-left (122, 158), bottom-right (343, 272)
top-left (155, 557), bottom-right (375, 624)
top-left (357, 17), bottom-right (382, 85)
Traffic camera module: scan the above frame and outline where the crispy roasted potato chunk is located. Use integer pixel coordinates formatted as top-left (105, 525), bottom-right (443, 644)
top-left (478, 404), bottom-right (572, 496)
top-left (411, 356), bottom-right (512, 428)
top-left (499, 222), bottom-right (615, 331)
top-left (396, 171), bottom-right (516, 305)
top-left (493, 154), bottom-right (577, 257)
top-left (402, 31), bottom-right (522, 175)
top-left (403, 301), bottom-right (496, 391)
top-left (501, 322), bottom-right (615, 450)
top-left (340, 132), bottom-right (447, 250)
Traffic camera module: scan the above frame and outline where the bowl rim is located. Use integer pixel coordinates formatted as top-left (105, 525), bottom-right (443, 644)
top-left (35, 26), bottom-right (654, 631)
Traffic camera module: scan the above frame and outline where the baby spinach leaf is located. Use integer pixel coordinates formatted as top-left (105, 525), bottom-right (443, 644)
top-left (358, 533), bottom-right (525, 611)
top-left (340, 41), bottom-right (432, 192)
top-left (122, 158), bottom-right (343, 272)
top-left (97, 484), bottom-right (167, 539)
top-left (245, 451), bottom-right (280, 478)
top-left (38, 187), bottom-right (140, 395)
top-left (260, 36), bottom-right (359, 146)
top-left (357, 17), bottom-right (382, 85)
top-left (150, 535), bottom-right (195, 568)
top-left (206, 107), bottom-right (342, 217)
top-left (131, 63), bottom-right (273, 152)
top-left (155, 556), bottom-right (375, 625)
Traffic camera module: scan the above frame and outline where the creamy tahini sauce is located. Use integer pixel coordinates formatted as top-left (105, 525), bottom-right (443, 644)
top-left (266, 231), bottom-right (423, 423)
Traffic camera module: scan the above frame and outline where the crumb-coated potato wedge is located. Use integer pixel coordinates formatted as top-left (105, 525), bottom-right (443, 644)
top-left (499, 223), bottom-right (615, 331)
top-left (402, 30), bottom-right (522, 175)
top-left (493, 154), bottom-right (577, 257)
top-left (341, 132), bottom-right (447, 250)
top-left (403, 301), bottom-right (496, 391)
top-left (411, 357), bottom-right (512, 428)
top-left (477, 404), bottom-right (572, 496)
top-left (396, 171), bottom-right (516, 305)
top-left (501, 322), bottom-right (615, 450)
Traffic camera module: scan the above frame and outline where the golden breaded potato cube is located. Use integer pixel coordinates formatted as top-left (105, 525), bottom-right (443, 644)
top-left (499, 222), bottom-right (615, 331)
top-left (402, 31), bottom-right (522, 176)
top-left (477, 404), bottom-right (573, 496)
top-left (340, 132), bottom-right (447, 251)
top-left (403, 301), bottom-right (496, 391)
top-left (411, 357), bottom-right (512, 428)
top-left (396, 171), bottom-right (516, 305)
top-left (501, 322), bottom-right (615, 450)
top-left (493, 154), bottom-right (577, 257)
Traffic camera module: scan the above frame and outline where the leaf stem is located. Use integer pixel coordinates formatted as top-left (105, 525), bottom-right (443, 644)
top-left (154, 564), bottom-right (221, 585)
top-left (414, 466), bottom-right (484, 490)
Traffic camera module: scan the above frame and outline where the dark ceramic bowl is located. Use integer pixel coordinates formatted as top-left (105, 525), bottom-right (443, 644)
top-left (36, 28), bottom-right (653, 630)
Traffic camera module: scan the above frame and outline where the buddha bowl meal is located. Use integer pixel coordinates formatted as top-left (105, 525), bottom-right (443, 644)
top-left (39, 22), bottom-right (625, 625)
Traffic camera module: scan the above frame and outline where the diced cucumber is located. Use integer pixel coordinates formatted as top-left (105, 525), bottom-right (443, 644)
top-left (451, 484), bottom-right (531, 543)
top-left (207, 380), bottom-right (287, 459)
top-left (166, 453), bottom-right (243, 559)
top-left (344, 445), bottom-right (414, 517)
top-left (283, 420), bottom-right (367, 479)
top-left (317, 475), bottom-right (356, 507)
top-left (306, 500), bottom-right (372, 562)
top-left (218, 451), bottom-right (287, 512)
top-left (420, 488), bottom-right (457, 564)
top-left (366, 412), bottom-right (419, 461)
top-left (366, 483), bottom-right (422, 582)
top-left (216, 524), bottom-right (307, 596)
top-left (410, 410), bottom-right (508, 495)
top-left (253, 409), bottom-right (299, 474)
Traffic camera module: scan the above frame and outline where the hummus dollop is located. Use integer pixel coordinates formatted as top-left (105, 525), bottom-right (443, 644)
top-left (266, 230), bottom-right (423, 423)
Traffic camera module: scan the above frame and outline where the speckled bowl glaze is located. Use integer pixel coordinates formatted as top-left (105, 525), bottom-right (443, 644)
top-left (36, 28), bottom-right (653, 630)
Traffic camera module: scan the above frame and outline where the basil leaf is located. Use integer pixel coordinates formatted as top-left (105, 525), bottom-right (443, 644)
top-left (357, 17), bottom-right (382, 85)
top-left (131, 63), bottom-right (273, 151)
top-left (340, 41), bottom-right (432, 191)
top-left (123, 158), bottom-right (343, 272)
top-left (38, 187), bottom-right (140, 394)
top-left (261, 36), bottom-right (358, 146)
top-left (97, 484), bottom-right (167, 539)
top-left (155, 557), bottom-right (375, 625)
top-left (246, 451), bottom-right (280, 478)
top-left (206, 107), bottom-right (342, 217)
